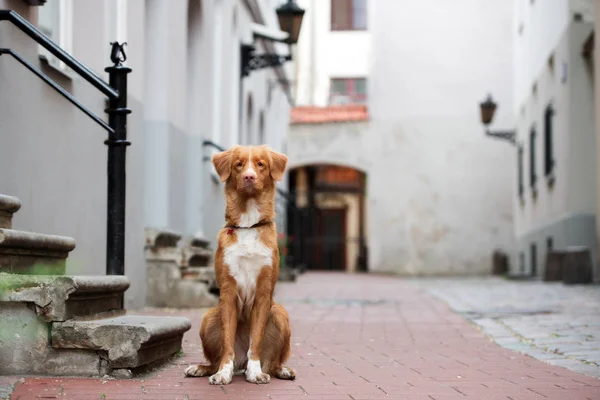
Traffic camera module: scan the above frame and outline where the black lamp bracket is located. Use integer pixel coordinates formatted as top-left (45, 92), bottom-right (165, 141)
top-left (485, 129), bottom-right (516, 145)
top-left (241, 44), bottom-right (291, 78)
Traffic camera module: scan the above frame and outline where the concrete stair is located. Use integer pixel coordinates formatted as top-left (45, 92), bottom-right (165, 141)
top-left (145, 228), bottom-right (219, 308)
top-left (0, 194), bottom-right (192, 378)
top-left (0, 195), bottom-right (74, 275)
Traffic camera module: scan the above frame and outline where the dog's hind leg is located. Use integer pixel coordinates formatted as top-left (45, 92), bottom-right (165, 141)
top-left (261, 304), bottom-right (296, 381)
top-left (185, 307), bottom-right (221, 377)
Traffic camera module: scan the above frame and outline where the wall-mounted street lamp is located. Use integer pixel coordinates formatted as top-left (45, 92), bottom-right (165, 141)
top-left (479, 94), bottom-right (516, 145)
top-left (241, 0), bottom-right (305, 78)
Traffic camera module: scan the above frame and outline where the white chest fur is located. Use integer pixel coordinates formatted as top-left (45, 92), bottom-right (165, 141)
top-left (223, 228), bottom-right (272, 317)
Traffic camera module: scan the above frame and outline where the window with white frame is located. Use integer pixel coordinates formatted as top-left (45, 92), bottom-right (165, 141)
top-left (38, 0), bottom-right (73, 73)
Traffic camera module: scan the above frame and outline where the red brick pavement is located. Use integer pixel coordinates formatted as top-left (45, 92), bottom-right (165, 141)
top-left (7, 273), bottom-right (600, 400)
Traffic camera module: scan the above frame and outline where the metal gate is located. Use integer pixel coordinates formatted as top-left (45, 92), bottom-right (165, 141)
top-left (286, 190), bottom-right (368, 272)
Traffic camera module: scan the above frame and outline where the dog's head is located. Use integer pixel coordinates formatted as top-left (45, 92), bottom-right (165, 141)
top-left (212, 145), bottom-right (288, 196)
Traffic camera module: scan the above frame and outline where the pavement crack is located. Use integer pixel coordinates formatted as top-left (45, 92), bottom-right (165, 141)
top-left (527, 388), bottom-right (548, 398)
top-left (298, 385), bottom-right (308, 395)
top-left (376, 385), bottom-right (388, 394)
top-left (452, 386), bottom-right (465, 395)
top-left (359, 376), bottom-right (370, 382)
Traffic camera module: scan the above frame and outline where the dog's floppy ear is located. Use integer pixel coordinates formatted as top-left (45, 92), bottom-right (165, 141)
top-left (212, 150), bottom-right (232, 182)
top-left (269, 149), bottom-right (288, 182)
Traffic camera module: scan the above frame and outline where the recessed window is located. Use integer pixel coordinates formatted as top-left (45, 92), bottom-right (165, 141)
top-left (544, 104), bottom-right (555, 177)
top-left (529, 126), bottom-right (537, 190)
top-left (329, 78), bottom-right (367, 105)
top-left (518, 145), bottom-right (524, 199)
top-left (331, 0), bottom-right (367, 31)
top-left (547, 237), bottom-right (553, 251)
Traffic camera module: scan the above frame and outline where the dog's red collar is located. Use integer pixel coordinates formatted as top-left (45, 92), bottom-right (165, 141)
top-left (225, 220), bottom-right (273, 235)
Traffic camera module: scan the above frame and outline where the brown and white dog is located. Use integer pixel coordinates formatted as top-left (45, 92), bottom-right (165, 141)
top-left (184, 145), bottom-right (295, 385)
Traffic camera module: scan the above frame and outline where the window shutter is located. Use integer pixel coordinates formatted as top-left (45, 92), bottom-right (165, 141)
top-left (518, 145), bottom-right (524, 198)
top-left (331, 0), bottom-right (352, 30)
top-left (544, 105), bottom-right (554, 176)
top-left (530, 127), bottom-right (536, 188)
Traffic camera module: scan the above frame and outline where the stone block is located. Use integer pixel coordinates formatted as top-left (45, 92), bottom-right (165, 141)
top-left (563, 247), bottom-right (593, 285)
top-left (0, 302), bottom-right (105, 376)
top-left (145, 228), bottom-right (218, 308)
top-left (147, 262), bottom-right (218, 308)
top-left (51, 315), bottom-right (191, 369)
top-left (0, 274), bottom-right (129, 321)
top-left (146, 261), bottom-right (181, 307)
top-left (544, 250), bottom-right (566, 281)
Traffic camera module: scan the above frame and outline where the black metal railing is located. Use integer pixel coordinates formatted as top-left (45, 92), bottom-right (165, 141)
top-left (0, 10), bottom-right (131, 276)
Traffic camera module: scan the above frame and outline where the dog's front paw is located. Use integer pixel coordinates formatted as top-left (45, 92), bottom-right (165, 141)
top-left (246, 371), bottom-right (270, 384)
top-left (209, 361), bottom-right (234, 385)
top-left (245, 359), bottom-right (270, 384)
top-left (209, 370), bottom-right (233, 385)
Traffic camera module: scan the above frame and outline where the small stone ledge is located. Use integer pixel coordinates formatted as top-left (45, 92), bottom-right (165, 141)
top-left (0, 195), bottom-right (21, 214)
top-left (0, 228), bottom-right (76, 253)
top-left (180, 233), bottom-right (211, 250)
top-left (180, 246), bottom-right (212, 267)
top-left (0, 274), bottom-right (130, 321)
top-left (145, 228), bottom-right (182, 249)
top-left (52, 315), bottom-right (191, 368)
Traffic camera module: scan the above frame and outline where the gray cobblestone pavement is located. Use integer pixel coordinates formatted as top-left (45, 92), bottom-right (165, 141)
top-left (411, 277), bottom-right (600, 379)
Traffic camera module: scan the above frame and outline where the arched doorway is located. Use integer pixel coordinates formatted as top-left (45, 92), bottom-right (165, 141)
top-left (287, 164), bottom-right (368, 272)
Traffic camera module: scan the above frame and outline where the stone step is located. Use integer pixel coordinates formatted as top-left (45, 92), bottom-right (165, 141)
top-left (0, 228), bottom-right (76, 274)
top-left (0, 274), bottom-right (129, 321)
top-left (180, 265), bottom-right (214, 282)
top-left (0, 194), bottom-right (21, 229)
top-left (52, 315), bottom-right (191, 370)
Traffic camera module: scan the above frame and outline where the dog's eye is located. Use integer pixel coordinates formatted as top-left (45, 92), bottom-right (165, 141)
top-left (257, 162), bottom-right (264, 167)
top-left (236, 161), bottom-right (243, 167)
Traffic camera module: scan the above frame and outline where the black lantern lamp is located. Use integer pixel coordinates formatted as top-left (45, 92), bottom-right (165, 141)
top-left (478, 94), bottom-right (516, 145)
top-left (241, 0), bottom-right (305, 78)
top-left (277, 0), bottom-right (305, 44)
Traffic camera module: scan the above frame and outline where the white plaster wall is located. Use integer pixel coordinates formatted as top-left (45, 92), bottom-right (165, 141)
top-left (515, 32), bottom-right (571, 238)
top-left (368, 0), bottom-right (515, 275)
top-left (290, 0), bottom-right (515, 275)
top-left (594, 0), bottom-right (600, 271)
top-left (567, 22), bottom-right (596, 214)
top-left (294, 0), bottom-right (371, 106)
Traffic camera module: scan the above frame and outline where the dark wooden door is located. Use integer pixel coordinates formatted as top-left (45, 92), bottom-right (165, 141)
top-left (316, 208), bottom-right (347, 271)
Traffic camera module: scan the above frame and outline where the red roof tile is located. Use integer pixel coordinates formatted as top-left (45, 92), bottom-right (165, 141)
top-left (290, 105), bottom-right (369, 125)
